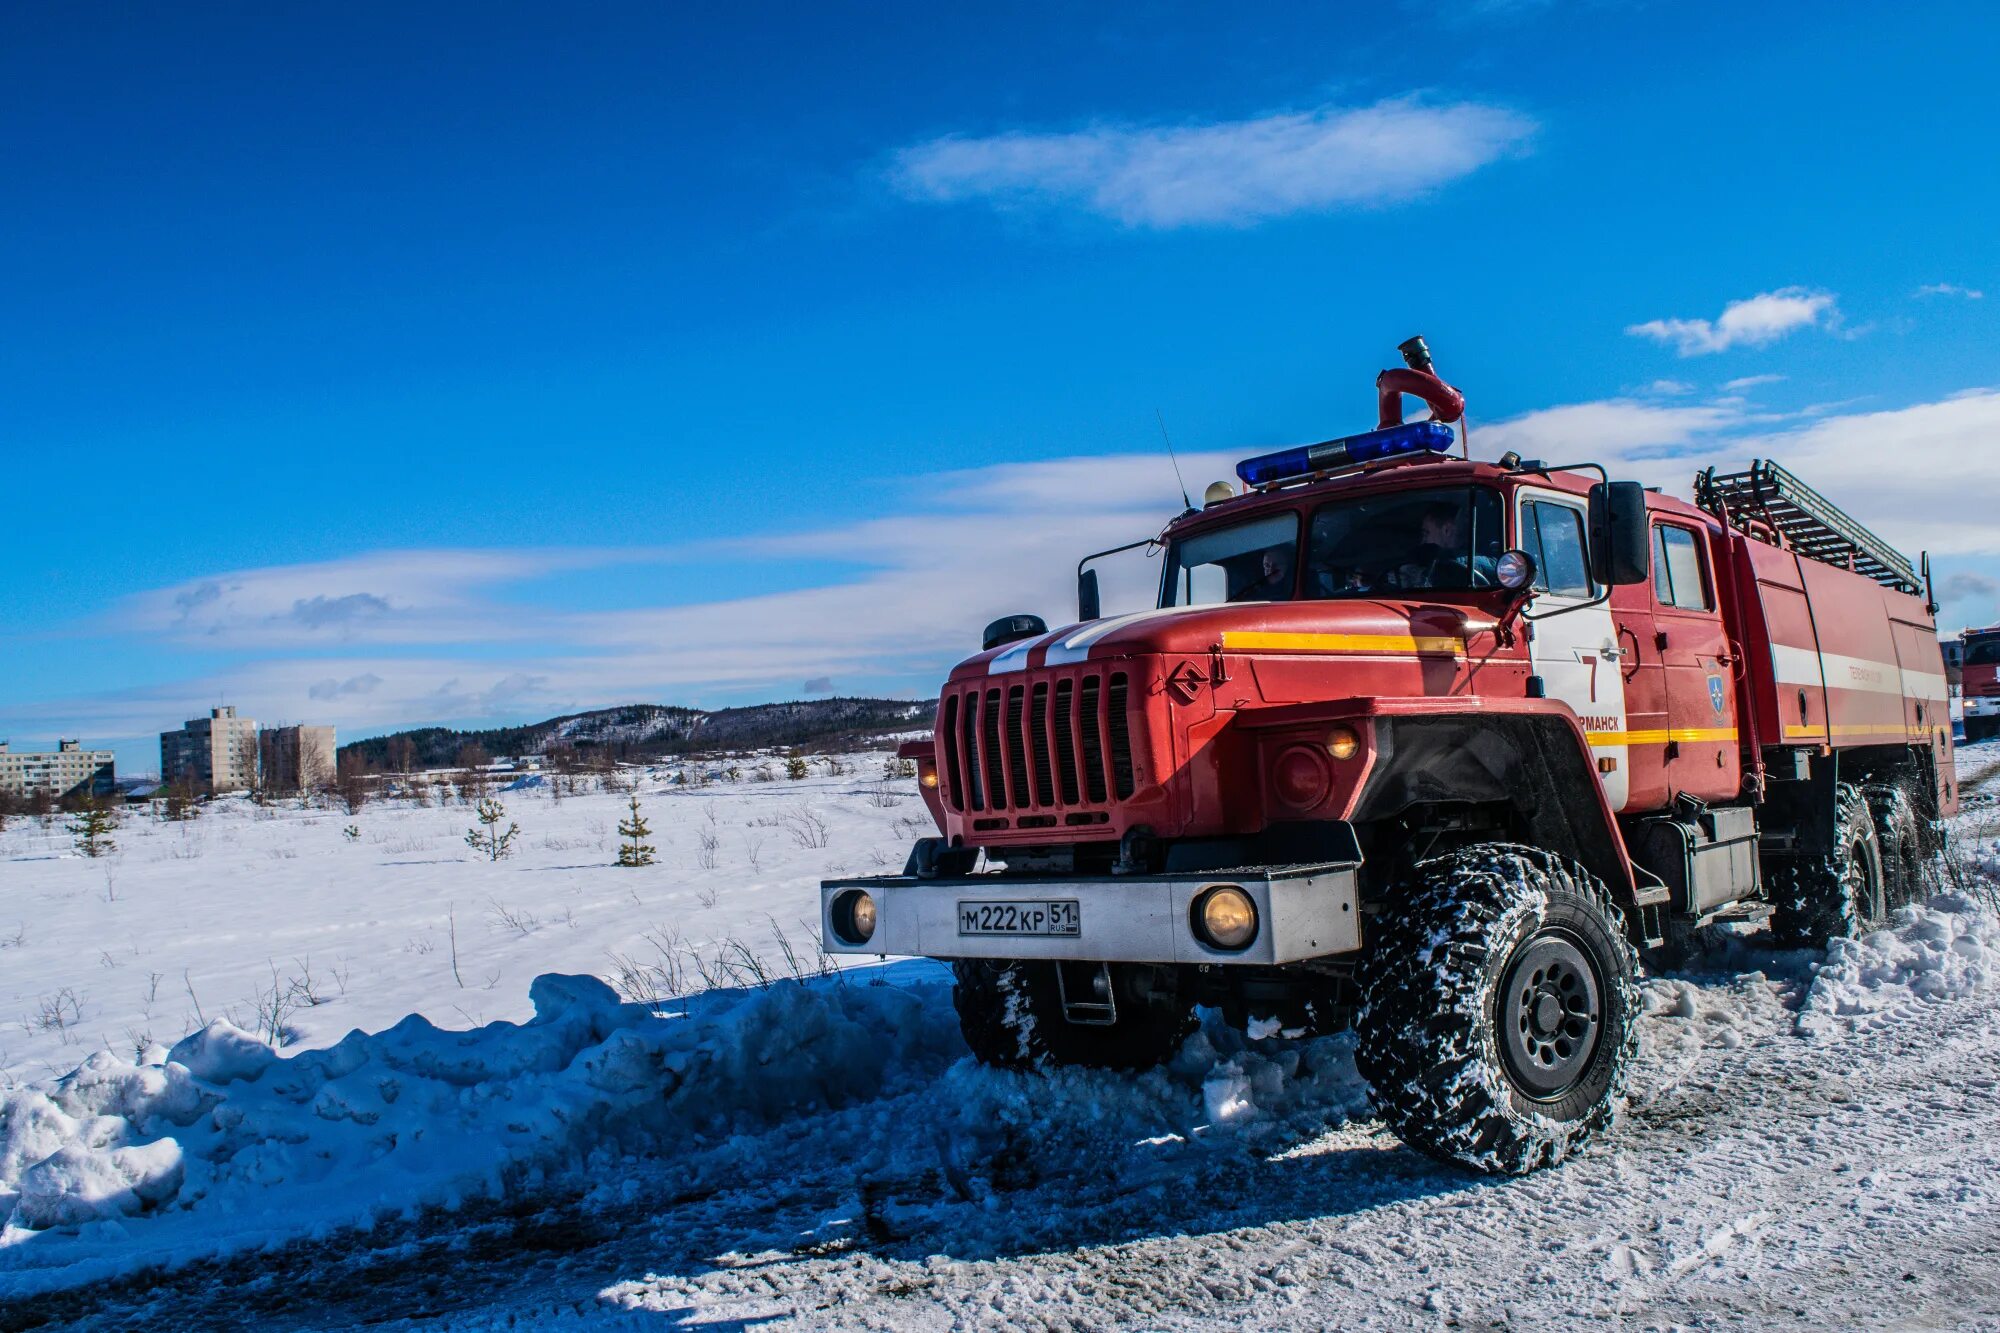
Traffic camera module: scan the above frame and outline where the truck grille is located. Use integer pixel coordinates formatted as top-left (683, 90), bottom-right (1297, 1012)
top-left (939, 669), bottom-right (1140, 820)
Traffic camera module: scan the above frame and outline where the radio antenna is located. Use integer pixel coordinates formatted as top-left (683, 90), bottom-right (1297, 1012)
top-left (1155, 408), bottom-right (1193, 510)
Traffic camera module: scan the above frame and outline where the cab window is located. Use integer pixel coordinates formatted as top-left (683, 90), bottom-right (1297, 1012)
top-left (1160, 512), bottom-right (1300, 607)
top-left (1520, 499), bottom-right (1593, 598)
top-left (1653, 524), bottom-right (1711, 610)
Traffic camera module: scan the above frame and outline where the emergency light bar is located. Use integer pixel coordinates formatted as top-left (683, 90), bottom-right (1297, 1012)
top-left (1235, 420), bottom-right (1456, 488)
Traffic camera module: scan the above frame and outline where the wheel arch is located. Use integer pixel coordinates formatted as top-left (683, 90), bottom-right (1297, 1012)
top-left (1344, 707), bottom-right (1638, 902)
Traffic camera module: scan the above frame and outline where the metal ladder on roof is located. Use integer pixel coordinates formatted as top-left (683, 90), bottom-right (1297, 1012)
top-left (1694, 459), bottom-right (1921, 594)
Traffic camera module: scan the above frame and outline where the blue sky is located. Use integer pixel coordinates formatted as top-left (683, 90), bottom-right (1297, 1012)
top-left (4, 2), bottom-right (1997, 772)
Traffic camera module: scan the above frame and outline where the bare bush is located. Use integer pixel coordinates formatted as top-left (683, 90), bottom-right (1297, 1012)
top-left (868, 781), bottom-right (904, 809)
top-left (604, 921), bottom-right (836, 1007)
top-left (487, 899), bottom-right (540, 936)
top-left (696, 827), bottom-right (720, 870)
top-left (780, 804), bottom-right (831, 849)
top-left (30, 988), bottom-right (85, 1043)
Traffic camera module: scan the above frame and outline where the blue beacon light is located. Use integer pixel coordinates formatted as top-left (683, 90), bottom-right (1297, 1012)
top-left (1234, 420), bottom-right (1457, 487)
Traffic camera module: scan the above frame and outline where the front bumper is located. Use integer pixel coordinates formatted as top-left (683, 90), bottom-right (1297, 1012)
top-left (819, 861), bottom-right (1362, 965)
top-left (1966, 695), bottom-right (2000, 718)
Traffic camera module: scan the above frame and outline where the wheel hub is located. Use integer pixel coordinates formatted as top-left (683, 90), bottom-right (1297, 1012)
top-left (1499, 932), bottom-right (1604, 1100)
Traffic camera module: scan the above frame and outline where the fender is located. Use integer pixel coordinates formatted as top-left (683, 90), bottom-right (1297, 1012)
top-left (1239, 696), bottom-right (1637, 900)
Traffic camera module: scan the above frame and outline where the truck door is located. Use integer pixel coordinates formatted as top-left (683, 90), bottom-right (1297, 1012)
top-left (1518, 489), bottom-right (1629, 811)
top-left (1651, 520), bottom-right (1741, 802)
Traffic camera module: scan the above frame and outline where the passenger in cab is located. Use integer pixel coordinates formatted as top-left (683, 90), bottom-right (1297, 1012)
top-left (1233, 546), bottom-right (1295, 602)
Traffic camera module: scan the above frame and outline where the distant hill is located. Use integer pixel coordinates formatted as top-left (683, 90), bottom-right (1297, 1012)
top-left (337, 697), bottom-right (933, 770)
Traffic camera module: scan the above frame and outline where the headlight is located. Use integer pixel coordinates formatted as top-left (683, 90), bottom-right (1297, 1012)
top-left (1193, 884), bottom-right (1258, 951)
top-left (920, 769), bottom-right (940, 789)
top-left (1326, 725), bottom-right (1360, 761)
top-left (831, 890), bottom-right (877, 945)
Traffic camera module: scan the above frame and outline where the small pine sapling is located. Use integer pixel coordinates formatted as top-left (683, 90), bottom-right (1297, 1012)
top-left (464, 797), bottom-right (521, 861)
top-left (616, 794), bottom-right (656, 867)
top-left (67, 797), bottom-right (119, 859)
top-left (786, 756), bottom-right (810, 781)
top-left (163, 781), bottom-right (200, 822)
top-left (341, 824), bottom-right (361, 842)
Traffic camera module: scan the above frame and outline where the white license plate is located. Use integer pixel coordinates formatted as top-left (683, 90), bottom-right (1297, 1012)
top-left (957, 899), bottom-right (1081, 937)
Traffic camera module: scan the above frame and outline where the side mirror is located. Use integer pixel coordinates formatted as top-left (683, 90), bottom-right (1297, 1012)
top-left (1078, 568), bottom-right (1101, 622)
top-left (1588, 481), bottom-right (1650, 586)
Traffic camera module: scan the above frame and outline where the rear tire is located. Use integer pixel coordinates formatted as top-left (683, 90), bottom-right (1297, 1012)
top-left (1865, 781), bottom-right (1926, 911)
top-left (951, 960), bottom-right (1194, 1071)
top-left (1356, 844), bottom-right (1640, 1176)
top-left (1767, 782), bottom-right (1883, 947)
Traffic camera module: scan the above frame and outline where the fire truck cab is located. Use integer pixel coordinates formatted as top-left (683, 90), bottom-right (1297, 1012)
top-left (823, 413), bottom-right (1955, 1175)
top-left (1959, 626), bottom-right (2000, 742)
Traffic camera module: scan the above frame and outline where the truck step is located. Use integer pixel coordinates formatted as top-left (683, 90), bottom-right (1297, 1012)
top-left (1055, 961), bottom-right (1118, 1026)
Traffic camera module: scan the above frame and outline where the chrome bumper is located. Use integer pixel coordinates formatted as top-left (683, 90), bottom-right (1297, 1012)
top-left (819, 861), bottom-right (1362, 965)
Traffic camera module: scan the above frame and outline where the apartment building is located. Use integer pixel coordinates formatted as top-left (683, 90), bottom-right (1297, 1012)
top-left (259, 724), bottom-right (337, 793)
top-left (0, 740), bottom-right (116, 801)
top-left (160, 706), bottom-right (260, 795)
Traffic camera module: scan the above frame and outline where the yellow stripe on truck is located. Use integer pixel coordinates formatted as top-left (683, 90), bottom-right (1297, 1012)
top-left (1586, 727), bottom-right (1739, 747)
top-left (1221, 631), bottom-right (1465, 655)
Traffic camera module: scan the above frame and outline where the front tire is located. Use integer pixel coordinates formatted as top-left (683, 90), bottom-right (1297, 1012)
top-left (951, 959), bottom-right (1194, 1071)
top-left (1357, 844), bottom-right (1640, 1175)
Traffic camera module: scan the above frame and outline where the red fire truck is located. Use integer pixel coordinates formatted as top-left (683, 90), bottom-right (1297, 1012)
top-left (1958, 626), bottom-right (2000, 742)
top-left (822, 365), bottom-right (1956, 1174)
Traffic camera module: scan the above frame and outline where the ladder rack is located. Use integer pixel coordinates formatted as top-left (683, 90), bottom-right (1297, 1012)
top-left (1694, 460), bottom-right (1920, 594)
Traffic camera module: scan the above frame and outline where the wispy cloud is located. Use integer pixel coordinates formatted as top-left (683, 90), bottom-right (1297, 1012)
top-left (16, 389), bottom-right (1999, 761)
top-left (1489, 389), bottom-right (2000, 558)
top-left (890, 96), bottom-right (1536, 228)
top-left (118, 548), bottom-right (661, 648)
top-left (1626, 287), bottom-right (1839, 357)
top-left (1915, 282), bottom-right (1984, 300)
top-left (1720, 373), bottom-right (1784, 393)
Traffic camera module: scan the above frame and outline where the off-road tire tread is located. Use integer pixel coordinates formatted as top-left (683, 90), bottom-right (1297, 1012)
top-left (1768, 782), bottom-right (1883, 947)
top-left (1356, 843), bottom-right (1640, 1176)
top-left (952, 959), bottom-right (1194, 1071)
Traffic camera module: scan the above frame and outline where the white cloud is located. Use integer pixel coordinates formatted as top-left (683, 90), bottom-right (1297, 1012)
top-left (890, 96), bottom-right (1536, 228)
top-left (1626, 288), bottom-right (1839, 357)
top-left (115, 548), bottom-right (661, 648)
top-left (1488, 390), bottom-right (2000, 558)
top-left (1915, 282), bottom-right (1983, 300)
top-left (1475, 399), bottom-right (1742, 463)
top-left (1721, 374), bottom-right (1785, 393)
top-left (18, 390), bottom-right (1999, 756)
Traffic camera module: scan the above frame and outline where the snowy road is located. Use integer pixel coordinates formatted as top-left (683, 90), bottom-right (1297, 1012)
top-left (12, 910), bottom-right (2000, 1331)
top-left (7, 748), bottom-right (2000, 1330)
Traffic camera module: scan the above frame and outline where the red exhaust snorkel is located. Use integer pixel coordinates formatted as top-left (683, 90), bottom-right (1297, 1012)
top-left (1377, 334), bottom-right (1465, 431)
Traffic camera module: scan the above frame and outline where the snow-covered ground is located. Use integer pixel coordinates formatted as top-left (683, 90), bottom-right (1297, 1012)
top-left (0, 757), bottom-right (919, 1088)
top-left (4, 742), bottom-right (2000, 1328)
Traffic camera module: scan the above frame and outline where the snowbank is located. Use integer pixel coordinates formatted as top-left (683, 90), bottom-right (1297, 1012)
top-left (0, 962), bottom-right (1377, 1297)
top-left (0, 970), bottom-right (961, 1296)
top-left (1797, 892), bottom-right (2000, 1038)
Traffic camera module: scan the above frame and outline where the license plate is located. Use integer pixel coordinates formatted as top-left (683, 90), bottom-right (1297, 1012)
top-left (957, 899), bottom-right (1081, 937)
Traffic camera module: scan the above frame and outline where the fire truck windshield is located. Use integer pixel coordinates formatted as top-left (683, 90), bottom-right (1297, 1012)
top-left (1159, 486), bottom-right (1504, 607)
top-left (1967, 637), bottom-right (2000, 667)
top-left (1303, 486), bottom-right (1502, 597)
